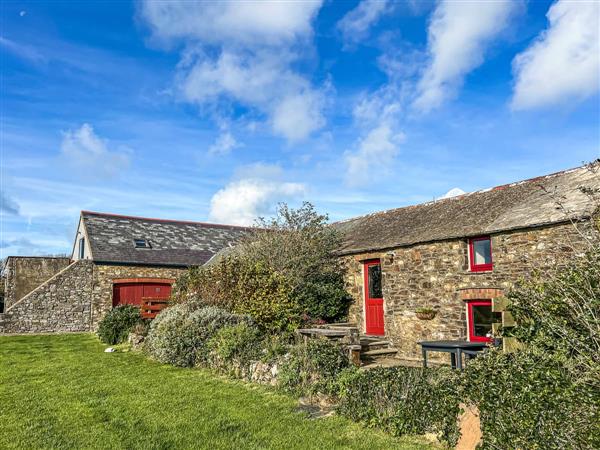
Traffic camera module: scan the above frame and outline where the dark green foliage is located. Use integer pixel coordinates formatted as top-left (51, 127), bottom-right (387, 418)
top-left (173, 258), bottom-right (298, 332)
top-left (337, 367), bottom-right (462, 447)
top-left (279, 338), bottom-right (352, 396)
top-left (467, 240), bottom-right (600, 449)
top-left (208, 322), bottom-right (264, 372)
top-left (506, 246), bottom-right (600, 374)
top-left (245, 202), bottom-right (352, 323)
top-left (465, 348), bottom-right (599, 450)
top-left (172, 202), bottom-right (352, 330)
top-left (145, 304), bottom-right (252, 367)
top-left (97, 305), bottom-right (142, 345)
top-left (290, 272), bottom-right (353, 323)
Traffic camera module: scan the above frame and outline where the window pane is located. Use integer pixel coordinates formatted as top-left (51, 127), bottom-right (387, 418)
top-left (473, 239), bottom-right (492, 265)
top-left (368, 264), bottom-right (382, 299)
top-left (472, 304), bottom-right (501, 337)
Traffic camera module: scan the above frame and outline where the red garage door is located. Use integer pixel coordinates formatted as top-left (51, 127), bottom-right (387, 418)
top-left (112, 279), bottom-right (173, 307)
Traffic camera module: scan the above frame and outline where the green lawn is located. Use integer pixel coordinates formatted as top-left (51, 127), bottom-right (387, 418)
top-left (0, 334), bottom-right (434, 450)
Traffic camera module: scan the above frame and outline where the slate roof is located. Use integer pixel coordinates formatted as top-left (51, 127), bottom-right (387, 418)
top-left (81, 211), bottom-right (253, 267)
top-left (334, 163), bottom-right (600, 255)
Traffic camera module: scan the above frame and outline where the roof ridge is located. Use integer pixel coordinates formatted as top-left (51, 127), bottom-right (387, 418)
top-left (81, 210), bottom-right (255, 231)
top-left (332, 162), bottom-right (595, 226)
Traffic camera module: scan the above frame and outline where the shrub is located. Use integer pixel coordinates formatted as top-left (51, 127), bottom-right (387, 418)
top-left (145, 304), bottom-right (251, 367)
top-left (207, 322), bottom-right (263, 372)
top-left (465, 348), bottom-right (599, 450)
top-left (505, 245), bottom-right (600, 375)
top-left (278, 338), bottom-right (351, 396)
top-left (173, 202), bottom-right (353, 330)
top-left (97, 305), bottom-right (142, 345)
top-left (337, 366), bottom-right (462, 447)
top-left (242, 202), bottom-right (352, 323)
top-left (172, 258), bottom-right (298, 333)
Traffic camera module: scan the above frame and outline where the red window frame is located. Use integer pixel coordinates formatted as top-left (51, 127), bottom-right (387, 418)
top-left (467, 300), bottom-right (494, 342)
top-left (469, 236), bottom-right (493, 272)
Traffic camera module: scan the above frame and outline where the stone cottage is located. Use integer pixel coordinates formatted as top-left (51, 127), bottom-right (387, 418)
top-left (0, 211), bottom-right (251, 333)
top-left (334, 164), bottom-right (599, 364)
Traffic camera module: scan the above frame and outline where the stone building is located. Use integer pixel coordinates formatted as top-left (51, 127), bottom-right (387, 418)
top-left (334, 164), bottom-right (599, 364)
top-left (0, 211), bottom-right (251, 333)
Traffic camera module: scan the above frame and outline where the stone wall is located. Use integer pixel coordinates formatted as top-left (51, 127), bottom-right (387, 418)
top-left (343, 221), bottom-right (595, 363)
top-left (0, 260), bottom-right (93, 333)
top-left (90, 264), bottom-right (186, 329)
top-left (0, 260), bottom-right (187, 334)
top-left (4, 257), bottom-right (71, 310)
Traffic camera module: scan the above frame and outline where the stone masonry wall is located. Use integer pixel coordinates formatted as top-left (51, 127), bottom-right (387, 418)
top-left (0, 260), bottom-right (93, 333)
top-left (344, 221), bottom-right (595, 363)
top-left (4, 257), bottom-right (71, 310)
top-left (91, 264), bottom-right (186, 329)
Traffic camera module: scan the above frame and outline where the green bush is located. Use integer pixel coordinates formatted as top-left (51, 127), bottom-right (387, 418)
top-left (465, 348), bottom-right (599, 450)
top-left (145, 304), bottom-right (251, 367)
top-left (97, 305), bottom-right (142, 345)
top-left (337, 366), bottom-right (462, 447)
top-left (207, 322), bottom-right (263, 372)
top-left (172, 202), bottom-right (352, 331)
top-left (172, 258), bottom-right (298, 333)
top-left (279, 338), bottom-right (351, 396)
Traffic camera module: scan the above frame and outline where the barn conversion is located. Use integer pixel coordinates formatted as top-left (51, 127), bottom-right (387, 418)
top-left (335, 163), bottom-right (600, 363)
top-left (0, 212), bottom-right (251, 333)
top-left (1, 163), bottom-right (599, 352)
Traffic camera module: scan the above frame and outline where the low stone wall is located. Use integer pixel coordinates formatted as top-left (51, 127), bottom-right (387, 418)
top-left (0, 260), bottom-right (93, 333)
top-left (4, 256), bottom-right (71, 310)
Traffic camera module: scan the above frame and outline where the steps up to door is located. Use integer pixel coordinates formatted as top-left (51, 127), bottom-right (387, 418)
top-left (360, 336), bottom-right (398, 362)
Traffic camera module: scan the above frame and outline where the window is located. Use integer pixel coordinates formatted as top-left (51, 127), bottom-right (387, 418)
top-left (78, 237), bottom-right (85, 259)
top-left (467, 300), bottom-right (501, 342)
top-left (133, 239), bottom-right (151, 249)
top-left (469, 236), bottom-right (493, 272)
top-left (367, 262), bottom-right (383, 299)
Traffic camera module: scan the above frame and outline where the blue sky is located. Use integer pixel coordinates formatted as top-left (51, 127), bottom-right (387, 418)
top-left (1, 0), bottom-right (599, 257)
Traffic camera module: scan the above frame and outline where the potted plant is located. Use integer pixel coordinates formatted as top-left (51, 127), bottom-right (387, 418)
top-left (415, 307), bottom-right (437, 320)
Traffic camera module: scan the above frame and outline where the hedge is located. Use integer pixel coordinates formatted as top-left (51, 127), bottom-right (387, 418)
top-left (337, 366), bottom-right (462, 447)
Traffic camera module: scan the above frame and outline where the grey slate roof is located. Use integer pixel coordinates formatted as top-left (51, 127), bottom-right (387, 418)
top-left (82, 211), bottom-right (253, 267)
top-left (334, 163), bottom-right (600, 255)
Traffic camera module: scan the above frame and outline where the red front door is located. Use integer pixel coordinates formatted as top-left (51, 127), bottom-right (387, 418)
top-left (364, 259), bottom-right (384, 335)
top-left (113, 282), bottom-right (172, 307)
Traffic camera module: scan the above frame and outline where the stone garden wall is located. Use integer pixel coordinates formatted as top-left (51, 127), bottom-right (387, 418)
top-left (0, 260), bottom-right (93, 333)
top-left (3, 256), bottom-right (71, 310)
top-left (343, 221), bottom-right (595, 363)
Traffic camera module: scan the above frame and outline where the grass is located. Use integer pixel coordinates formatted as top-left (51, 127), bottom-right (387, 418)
top-left (0, 334), bottom-right (435, 450)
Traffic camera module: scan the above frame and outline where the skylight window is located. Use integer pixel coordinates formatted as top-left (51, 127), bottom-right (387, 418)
top-left (133, 239), bottom-right (151, 249)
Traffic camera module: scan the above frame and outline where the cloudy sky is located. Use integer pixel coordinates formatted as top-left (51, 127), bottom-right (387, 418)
top-left (1, 0), bottom-right (599, 257)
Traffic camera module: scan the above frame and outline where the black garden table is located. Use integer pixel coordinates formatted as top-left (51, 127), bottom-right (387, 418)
top-left (418, 340), bottom-right (487, 370)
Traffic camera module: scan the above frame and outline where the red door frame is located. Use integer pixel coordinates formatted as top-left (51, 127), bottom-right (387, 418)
top-left (364, 259), bottom-right (384, 336)
top-left (466, 300), bottom-right (494, 342)
top-left (468, 236), bottom-right (493, 272)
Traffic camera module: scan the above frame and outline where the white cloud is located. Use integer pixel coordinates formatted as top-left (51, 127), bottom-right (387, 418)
top-left (440, 187), bottom-right (465, 199)
top-left (60, 123), bottom-right (130, 179)
top-left (140, 1), bottom-right (326, 142)
top-left (414, 0), bottom-right (520, 112)
top-left (337, 0), bottom-right (391, 47)
top-left (511, 0), bottom-right (600, 110)
top-left (209, 164), bottom-right (305, 225)
top-left (345, 122), bottom-right (405, 187)
top-left (208, 131), bottom-right (241, 156)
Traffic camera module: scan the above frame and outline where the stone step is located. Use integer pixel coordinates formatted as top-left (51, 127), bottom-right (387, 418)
top-left (361, 347), bottom-right (399, 358)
